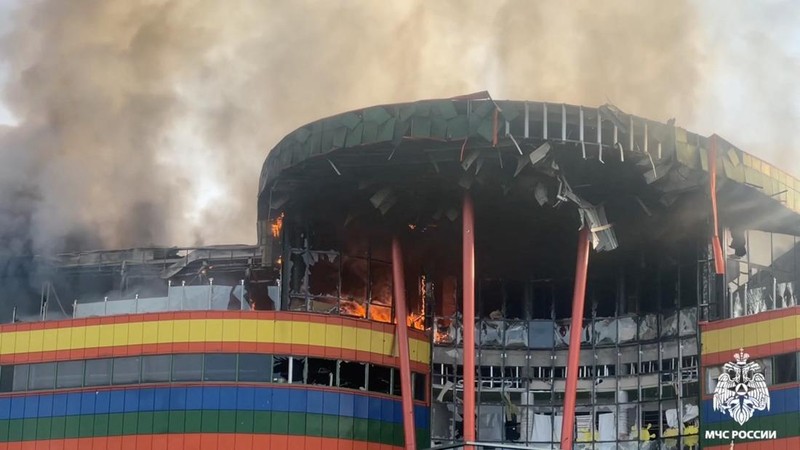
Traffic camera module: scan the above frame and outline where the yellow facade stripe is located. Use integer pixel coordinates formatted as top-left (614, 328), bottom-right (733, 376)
top-left (0, 319), bottom-right (430, 364)
top-left (702, 315), bottom-right (800, 355)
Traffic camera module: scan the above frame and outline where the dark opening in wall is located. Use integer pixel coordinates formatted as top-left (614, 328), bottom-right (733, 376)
top-left (368, 364), bottom-right (391, 394)
top-left (290, 357), bottom-right (305, 383)
top-left (339, 361), bottom-right (366, 390)
top-left (308, 254), bottom-right (339, 297)
top-left (307, 358), bottom-right (336, 386)
top-left (531, 283), bottom-right (553, 319)
top-left (504, 281), bottom-right (525, 319)
top-left (774, 353), bottom-right (799, 384)
top-left (480, 280), bottom-right (503, 318)
top-left (273, 356), bottom-right (289, 382)
top-left (413, 373), bottom-right (426, 401)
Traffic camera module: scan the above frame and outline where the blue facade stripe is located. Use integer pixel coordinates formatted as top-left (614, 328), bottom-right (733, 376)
top-left (0, 385), bottom-right (429, 425)
top-left (702, 386), bottom-right (800, 424)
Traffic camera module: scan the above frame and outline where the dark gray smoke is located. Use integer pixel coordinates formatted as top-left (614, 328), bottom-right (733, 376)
top-left (0, 1), bottom-right (796, 318)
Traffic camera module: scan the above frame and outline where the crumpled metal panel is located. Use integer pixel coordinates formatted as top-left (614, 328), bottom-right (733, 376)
top-left (504, 321), bottom-right (528, 347)
top-left (479, 320), bottom-right (504, 346)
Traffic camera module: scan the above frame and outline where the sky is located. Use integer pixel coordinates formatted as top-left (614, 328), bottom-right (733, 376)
top-left (0, 0), bottom-right (797, 250)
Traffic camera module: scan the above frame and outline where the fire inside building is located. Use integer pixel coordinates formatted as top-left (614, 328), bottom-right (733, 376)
top-left (0, 93), bottom-right (799, 449)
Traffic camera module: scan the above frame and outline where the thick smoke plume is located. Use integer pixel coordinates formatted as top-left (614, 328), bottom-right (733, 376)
top-left (0, 1), bottom-right (796, 262)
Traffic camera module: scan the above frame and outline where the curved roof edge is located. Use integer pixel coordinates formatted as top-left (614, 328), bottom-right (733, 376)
top-left (259, 93), bottom-right (800, 227)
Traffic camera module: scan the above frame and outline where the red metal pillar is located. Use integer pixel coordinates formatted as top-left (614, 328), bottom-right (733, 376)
top-left (561, 227), bottom-right (591, 450)
top-left (391, 236), bottom-right (417, 450)
top-left (462, 193), bottom-right (476, 447)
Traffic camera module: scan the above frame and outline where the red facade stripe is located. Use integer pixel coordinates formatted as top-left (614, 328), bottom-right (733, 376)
top-left (700, 306), bottom-right (800, 332)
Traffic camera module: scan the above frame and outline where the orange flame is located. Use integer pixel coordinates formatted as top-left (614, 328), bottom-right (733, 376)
top-left (271, 213), bottom-right (284, 238)
top-left (407, 312), bottom-right (425, 330)
top-left (369, 305), bottom-right (392, 323)
top-left (340, 299), bottom-right (366, 318)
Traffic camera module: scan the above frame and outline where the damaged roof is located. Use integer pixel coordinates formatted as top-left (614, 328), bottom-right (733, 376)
top-left (259, 92), bottom-right (800, 235)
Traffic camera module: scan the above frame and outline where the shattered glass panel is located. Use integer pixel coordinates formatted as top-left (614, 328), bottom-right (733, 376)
top-left (593, 318), bottom-right (618, 345)
top-left (660, 311), bottom-right (678, 338)
top-left (434, 317), bottom-right (458, 345)
top-left (288, 296), bottom-right (308, 312)
top-left (746, 281), bottom-right (771, 315)
top-left (638, 314), bottom-right (658, 341)
top-left (617, 316), bottom-right (637, 343)
top-left (504, 321), bottom-right (528, 347)
top-left (479, 320), bottom-right (504, 346)
top-left (777, 281), bottom-right (797, 309)
top-left (308, 297), bottom-right (337, 314)
top-left (288, 251), bottom-right (307, 294)
top-left (554, 319), bottom-right (591, 347)
top-left (308, 251), bottom-right (339, 297)
top-left (678, 308), bottom-right (697, 336)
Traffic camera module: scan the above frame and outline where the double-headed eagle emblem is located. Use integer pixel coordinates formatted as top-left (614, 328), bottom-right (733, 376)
top-left (713, 348), bottom-right (770, 425)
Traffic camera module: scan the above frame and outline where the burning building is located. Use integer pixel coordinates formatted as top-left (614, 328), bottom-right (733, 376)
top-left (0, 93), bottom-right (798, 449)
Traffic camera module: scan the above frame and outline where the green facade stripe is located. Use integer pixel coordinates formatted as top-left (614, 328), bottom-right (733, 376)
top-left (701, 411), bottom-right (800, 447)
top-left (0, 411), bottom-right (430, 447)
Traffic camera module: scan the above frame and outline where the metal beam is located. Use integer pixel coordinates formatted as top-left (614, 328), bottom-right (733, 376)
top-left (462, 193), bottom-right (476, 448)
top-left (560, 227), bottom-right (591, 450)
top-left (392, 236), bottom-right (418, 450)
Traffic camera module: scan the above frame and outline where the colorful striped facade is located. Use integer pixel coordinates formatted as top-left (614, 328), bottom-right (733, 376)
top-left (700, 306), bottom-right (800, 449)
top-left (0, 312), bottom-right (431, 449)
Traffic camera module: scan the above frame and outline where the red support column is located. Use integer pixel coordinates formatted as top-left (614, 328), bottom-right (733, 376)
top-left (462, 193), bottom-right (476, 447)
top-left (391, 236), bottom-right (417, 450)
top-left (561, 227), bottom-right (591, 450)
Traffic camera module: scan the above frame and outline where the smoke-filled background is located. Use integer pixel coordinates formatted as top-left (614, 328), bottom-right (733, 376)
top-left (0, 0), bottom-right (797, 257)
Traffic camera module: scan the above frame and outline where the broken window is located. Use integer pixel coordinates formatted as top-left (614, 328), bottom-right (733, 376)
top-left (307, 358), bottom-right (336, 386)
top-left (272, 356), bottom-right (289, 383)
top-left (369, 261), bottom-right (393, 306)
top-left (341, 256), bottom-right (368, 318)
top-left (413, 373), bottom-right (426, 401)
top-left (308, 252), bottom-right (339, 297)
top-left (774, 353), bottom-right (798, 384)
top-left (368, 364), bottom-right (391, 394)
top-left (339, 361), bottom-right (366, 390)
top-left (479, 280), bottom-right (503, 319)
top-left (290, 357), bottom-right (306, 384)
